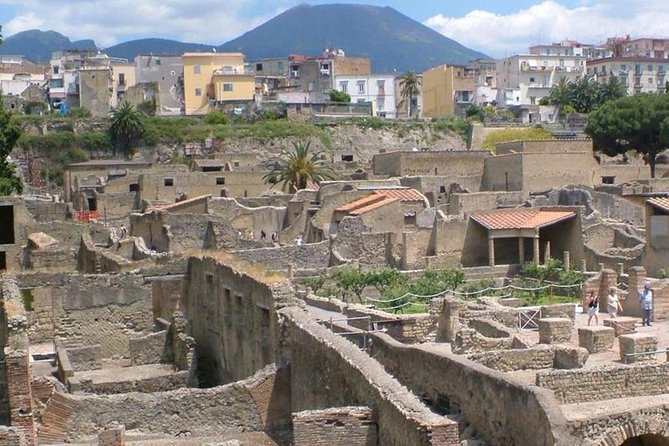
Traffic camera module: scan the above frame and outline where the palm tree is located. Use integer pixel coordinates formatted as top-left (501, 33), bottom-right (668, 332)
top-left (109, 102), bottom-right (144, 157)
top-left (262, 141), bottom-right (336, 193)
top-left (597, 75), bottom-right (627, 105)
top-left (570, 75), bottom-right (599, 113)
top-left (399, 71), bottom-right (421, 118)
top-left (547, 76), bottom-right (572, 112)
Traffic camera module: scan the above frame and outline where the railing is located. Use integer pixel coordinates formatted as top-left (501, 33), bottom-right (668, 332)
top-left (76, 210), bottom-right (99, 222)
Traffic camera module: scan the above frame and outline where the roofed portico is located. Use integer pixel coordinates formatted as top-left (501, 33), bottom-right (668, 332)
top-left (471, 209), bottom-right (577, 267)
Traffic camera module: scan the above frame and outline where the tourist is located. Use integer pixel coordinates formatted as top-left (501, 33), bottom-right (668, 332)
top-left (271, 232), bottom-right (278, 243)
top-left (119, 225), bottom-right (127, 239)
top-left (607, 287), bottom-right (623, 318)
top-left (639, 282), bottom-right (653, 327)
top-left (587, 291), bottom-right (599, 326)
top-left (295, 235), bottom-right (304, 246)
top-left (260, 230), bottom-right (266, 241)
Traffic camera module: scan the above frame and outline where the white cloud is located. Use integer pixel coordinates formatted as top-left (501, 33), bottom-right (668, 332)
top-left (425, 0), bottom-right (669, 57)
top-left (0, 0), bottom-right (283, 47)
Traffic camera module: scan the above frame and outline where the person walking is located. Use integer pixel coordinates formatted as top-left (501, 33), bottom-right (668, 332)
top-left (639, 282), bottom-right (653, 326)
top-left (587, 290), bottom-right (599, 326)
top-left (607, 287), bottom-right (623, 318)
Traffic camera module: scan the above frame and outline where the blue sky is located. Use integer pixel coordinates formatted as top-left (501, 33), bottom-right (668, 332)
top-left (0, 1), bottom-right (666, 57)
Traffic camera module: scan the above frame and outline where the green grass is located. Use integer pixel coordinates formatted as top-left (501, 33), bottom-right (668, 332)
top-left (481, 127), bottom-right (553, 151)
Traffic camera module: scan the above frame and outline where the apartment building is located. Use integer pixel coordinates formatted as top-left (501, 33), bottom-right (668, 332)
top-left (334, 73), bottom-right (397, 117)
top-left (422, 64), bottom-right (476, 117)
top-left (496, 54), bottom-right (586, 106)
top-left (467, 59), bottom-right (497, 106)
top-left (0, 56), bottom-right (47, 113)
top-left (253, 55), bottom-right (306, 97)
top-left (297, 49), bottom-right (371, 103)
top-left (621, 38), bottom-right (669, 59)
top-left (135, 55), bottom-right (183, 115)
top-left (588, 57), bottom-right (668, 95)
top-left (112, 62), bottom-right (136, 105)
top-left (529, 39), bottom-right (611, 60)
top-left (182, 52), bottom-right (254, 115)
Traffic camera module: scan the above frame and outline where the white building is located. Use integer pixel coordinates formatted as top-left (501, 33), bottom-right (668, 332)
top-left (587, 56), bottom-right (667, 96)
top-left (529, 40), bottom-right (611, 60)
top-left (334, 74), bottom-right (397, 118)
top-left (496, 54), bottom-right (586, 107)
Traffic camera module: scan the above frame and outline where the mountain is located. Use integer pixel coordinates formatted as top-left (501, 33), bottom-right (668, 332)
top-left (218, 3), bottom-right (488, 72)
top-left (0, 30), bottom-right (96, 62)
top-left (104, 38), bottom-right (213, 60)
top-left (0, 4), bottom-right (488, 71)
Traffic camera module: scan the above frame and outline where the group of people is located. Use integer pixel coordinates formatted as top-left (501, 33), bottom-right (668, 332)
top-left (587, 282), bottom-right (654, 326)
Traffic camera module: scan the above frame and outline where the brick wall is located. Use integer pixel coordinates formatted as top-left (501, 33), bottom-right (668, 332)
top-left (293, 407), bottom-right (377, 446)
top-left (536, 363), bottom-right (669, 404)
top-left (4, 339), bottom-right (35, 446)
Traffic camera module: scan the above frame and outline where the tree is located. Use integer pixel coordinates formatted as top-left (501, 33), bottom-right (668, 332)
top-left (586, 94), bottom-right (669, 178)
top-left (328, 89), bottom-right (351, 103)
top-left (108, 102), bottom-right (144, 157)
top-left (399, 71), bottom-right (421, 118)
top-left (597, 75), bottom-right (627, 104)
top-left (262, 141), bottom-right (336, 192)
top-left (547, 76), bottom-right (572, 115)
top-left (570, 75), bottom-right (599, 113)
top-left (0, 103), bottom-right (23, 195)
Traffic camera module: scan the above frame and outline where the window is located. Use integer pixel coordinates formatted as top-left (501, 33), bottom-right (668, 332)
top-left (648, 65), bottom-right (654, 71)
top-left (341, 155), bottom-right (354, 162)
top-left (194, 64), bottom-right (201, 74)
top-left (256, 63), bottom-right (263, 71)
top-left (307, 81), bottom-right (315, 92)
top-left (377, 97), bottom-right (385, 111)
top-left (529, 77), bottom-right (535, 83)
top-left (216, 177), bottom-right (225, 185)
top-left (223, 83), bottom-right (233, 92)
top-left (649, 77), bottom-right (654, 84)
top-left (118, 73), bottom-right (125, 85)
top-left (164, 178), bottom-right (174, 186)
top-left (233, 161), bottom-right (240, 167)
top-left (222, 65), bottom-right (234, 74)
top-left (339, 81), bottom-right (348, 93)
top-left (195, 88), bottom-right (202, 96)
top-left (129, 183), bottom-right (139, 192)
top-left (53, 66), bottom-right (59, 74)
top-left (156, 59), bottom-right (162, 65)
top-left (357, 80), bottom-right (365, 94)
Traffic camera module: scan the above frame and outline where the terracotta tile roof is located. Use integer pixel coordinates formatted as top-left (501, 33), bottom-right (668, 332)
top-left (335, 193), bottom-right (399, 215)
top-left (647, 197), bottom-right (669, 213)
top-left (471, 209), bottom-right (576, 230)
top-left (373, 188), bottom-right (426, 203)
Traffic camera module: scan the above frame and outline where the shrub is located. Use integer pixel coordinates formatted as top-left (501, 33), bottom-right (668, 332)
top-left (481, 127), bottom-right (553, 151)
top-left (204, 110), bottom-right (229, 125)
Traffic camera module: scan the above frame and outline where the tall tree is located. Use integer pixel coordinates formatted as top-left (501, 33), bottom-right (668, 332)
top-left (108, 102), bottom-right (144, 157)
top-left (399, 71), bottom-right (421, 118)
top-left (597, 75), bottom-right (627, 104)
top-left (547, 76), bottom-right (572, 116)
top-left (262, 141), bottom-right (336, 193)
top-left (0, 102), bottom-right (23, 195)
top-left (586, 94), bottom-right (669, 178)
top-left (570, 75), bottom-right (599, 113)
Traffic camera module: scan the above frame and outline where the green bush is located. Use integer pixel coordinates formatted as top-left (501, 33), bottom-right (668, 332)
top-left (481, 127), bottom-right (553, 151)
top-left (204, 111), bottom-right (229, 125)
top-left (67, 107), bottom-right (92, 118)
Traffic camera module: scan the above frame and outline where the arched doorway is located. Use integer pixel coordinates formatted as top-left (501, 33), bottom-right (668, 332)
top-left (621, 434), bottom-right (669, 446)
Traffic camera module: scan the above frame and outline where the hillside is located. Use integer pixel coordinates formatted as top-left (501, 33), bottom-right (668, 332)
top-left (0, 30), bottom-right (96, 62)
top-left (104, 38), bottom-right (213, 60)
top-left (219, 3), bottom-right (488, 72)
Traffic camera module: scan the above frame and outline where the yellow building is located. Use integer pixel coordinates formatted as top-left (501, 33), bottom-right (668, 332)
top-left (112, 62), bottom-right (136, 107)
top-left (422, 64), bottom-right (476, 118)
top-left (182, 52), bottom-right (254, 115)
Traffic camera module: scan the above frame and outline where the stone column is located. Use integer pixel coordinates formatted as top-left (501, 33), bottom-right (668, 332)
top-left (563, 251), bottom-right (570, 270)
top-left (533, 237), bottom-right (540, 265)
top-left (599, 269), bottom-right (618, 312)
top-left (617, 263), bottom-right (625, 277)
top-left (580, 259), bottom-right (587, 273)
top-left (488, 237), bottom-right (495, 267)
top-left (518, 238), bottom-right (525, 265)
top-left (544, 241), bottom-right (551, 264)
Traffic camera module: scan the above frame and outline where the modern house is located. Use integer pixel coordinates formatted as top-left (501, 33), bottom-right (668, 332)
top-left (134, 55), bottom-right (184, 115)
top-left (587, 56), bottom-right (667, 96)
top-left (333, 73), bottom-right (397, 118)
top-left (422, 64), bottom-right (476, 118)
top-left (181, 52), bottom-right (254, 115)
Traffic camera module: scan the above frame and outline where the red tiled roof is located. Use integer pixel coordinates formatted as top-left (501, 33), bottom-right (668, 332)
top-left (647, 197), bottom-right (669, 213)
top-left (471, 209), bottom-right (576, 230)
top-left (335, 193), bottom-right (399, 215)
top-left (373, 189), bottom-right (426, 203)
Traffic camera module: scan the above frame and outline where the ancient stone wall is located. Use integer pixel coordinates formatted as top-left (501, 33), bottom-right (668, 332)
top-left (58, 367), bottom-right (277, 441)
top-left (368, 331), bottom-right (572, 446)
top-left (182, 255), bottom-right (293, 386)
top-left (231, 241), bottom-right (331, 272)
top-left (293, 406), bottom-right (377, 446)
top-left (536, 363), bottom-right (669, 404)
top-left (283, 307), bottom-right (459, 446)
top-left (469, 346), bottom-right (587, 372)
top-left (14, 273), bottom-right (152, 358)
top-left (129, 331), bottom-right (167, 365)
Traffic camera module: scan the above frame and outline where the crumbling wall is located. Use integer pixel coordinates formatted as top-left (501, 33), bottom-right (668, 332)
top-left (536, 363), bottom-right (669, 404)
top-left (231, 241), bottom-right (331, 272)
top-left (293, 406), bottom-right (377, 446)
top-left (15, 273), bottom-right (152, 358)
top-left (331, 217), bottom-right (397, 268)
top-left (283, 307), bottom-right (459, 446)
top-left (369, 331), bottom-right (573, 446)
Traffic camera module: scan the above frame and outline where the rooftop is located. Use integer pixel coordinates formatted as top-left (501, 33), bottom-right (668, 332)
top-left (471, 209), bottom-right (576, 230)
top-left (647, 197), bottom-right (669, 213)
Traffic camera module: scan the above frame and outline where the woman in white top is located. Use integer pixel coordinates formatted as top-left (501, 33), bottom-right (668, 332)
top-left (607, 287), bottom-right (623, 318)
